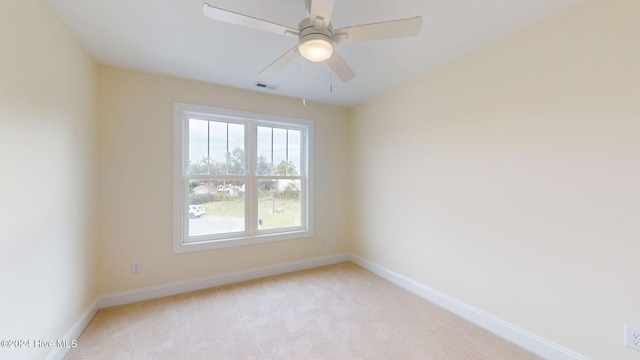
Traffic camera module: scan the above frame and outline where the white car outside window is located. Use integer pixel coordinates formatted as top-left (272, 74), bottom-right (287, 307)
top-left (188, 205), bottom-right (205, 218)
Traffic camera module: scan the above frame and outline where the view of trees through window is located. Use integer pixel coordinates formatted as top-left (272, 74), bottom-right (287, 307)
top-left (186, 119), bottom-right (302, 238)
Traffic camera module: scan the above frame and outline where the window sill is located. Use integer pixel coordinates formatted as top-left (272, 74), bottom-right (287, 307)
top-left (173, 229), bottom-right (314, 254)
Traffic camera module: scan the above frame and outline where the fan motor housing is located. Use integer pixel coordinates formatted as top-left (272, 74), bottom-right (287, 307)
top-left (298, 18), bottom-right (334, 43)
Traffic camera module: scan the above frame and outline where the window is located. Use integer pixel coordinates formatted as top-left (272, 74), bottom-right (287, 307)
top-left (173, 102), bottom-right (313, 253)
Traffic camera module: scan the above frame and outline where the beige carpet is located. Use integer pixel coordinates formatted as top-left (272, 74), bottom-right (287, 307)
top-left (65, 262), bottom-right (540, 359)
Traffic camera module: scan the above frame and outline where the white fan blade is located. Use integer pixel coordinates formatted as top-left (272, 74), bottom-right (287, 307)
top-left (334, 16), bottom-right (423, 44)
top-left (203, 3), bottom-right (299, 37)
top-left (327, 51), bottom-right (355, 83)
top-left (258, 46), bottom-right (300, 77)
top-left (309, 0), bottom-right (336, 30)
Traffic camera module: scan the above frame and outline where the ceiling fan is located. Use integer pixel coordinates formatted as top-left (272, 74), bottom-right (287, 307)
top-left (202, 0), bottom-right (423, 83)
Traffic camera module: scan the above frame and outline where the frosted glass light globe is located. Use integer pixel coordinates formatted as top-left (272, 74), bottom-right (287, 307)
top-left (299, 38), bottom-right (333, 62)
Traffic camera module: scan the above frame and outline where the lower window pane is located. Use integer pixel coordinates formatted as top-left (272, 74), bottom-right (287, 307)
top-left (188, 179), bottom-right (245, 238)
top-left (258, 179), bottom-right (302, 230)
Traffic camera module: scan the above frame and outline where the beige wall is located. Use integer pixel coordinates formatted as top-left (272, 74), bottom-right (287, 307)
top-left (0, 1), bottom-right (98, 360)
top-left (349, 0), bottom-right (640, 359)
top-left (5, 0), bottom-right (638, 358)
top-left (97, 67), bottom-right (350, 294)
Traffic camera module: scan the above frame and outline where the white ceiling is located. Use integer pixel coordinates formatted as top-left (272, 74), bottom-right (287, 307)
top-left (46, 0), bottom-right (580, 107)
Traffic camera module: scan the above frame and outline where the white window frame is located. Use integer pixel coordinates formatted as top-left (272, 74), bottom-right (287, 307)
top-left (173, 102), bottom-right (314, 253)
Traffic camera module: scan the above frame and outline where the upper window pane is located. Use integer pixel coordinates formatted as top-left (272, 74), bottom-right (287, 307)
top-left (257, 126), bottom-right (273, 175)
top-left (257, 126), bottom-right (301, 176)
top-left (227, 123), bottom-right (245, 175)
top-left (273, 128), bottom-right (287, 169)
top-left (189, 119), bottom-right (245, 175)
top-left (287, 130), bottom-right (301, 176)
top-left (188, 119), bottom-right (209, 175)
top-left (208, 121), bottom-right (227, 174)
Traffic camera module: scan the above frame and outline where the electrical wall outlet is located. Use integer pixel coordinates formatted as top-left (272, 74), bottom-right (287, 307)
top-left (131, 261), bottom-right (142, 274)
top-left (625, 325), bottom-right (640, 351)
top-left (320, 237), bottom-right (326, 246)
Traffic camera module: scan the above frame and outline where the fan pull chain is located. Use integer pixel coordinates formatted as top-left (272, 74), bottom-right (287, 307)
top-left (301, 59), bottom-right (306, 106)
top-left (328, 58), bottom-right (333, 92)
top-left (330, 67), bottom-right (333, 93)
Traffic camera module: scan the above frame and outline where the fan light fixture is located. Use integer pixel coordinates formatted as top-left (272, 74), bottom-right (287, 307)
top-left (299, 37), bottom-right (333, 62)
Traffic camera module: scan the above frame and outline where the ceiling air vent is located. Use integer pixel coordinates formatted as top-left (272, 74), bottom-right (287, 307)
top-left (255, 82), bottom-right (279, 91)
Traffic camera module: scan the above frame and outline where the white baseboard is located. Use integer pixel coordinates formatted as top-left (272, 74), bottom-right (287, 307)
top-left (349, 254), bottom-right (587, 360)
top-left (45, 299), bottom-right (99, 360)
top-left (49, 252), bottom-right (584, 360)
top-left (48, 253), bottom-right (349, 360)
top-left (97, 253), bottom-right (350, 309)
